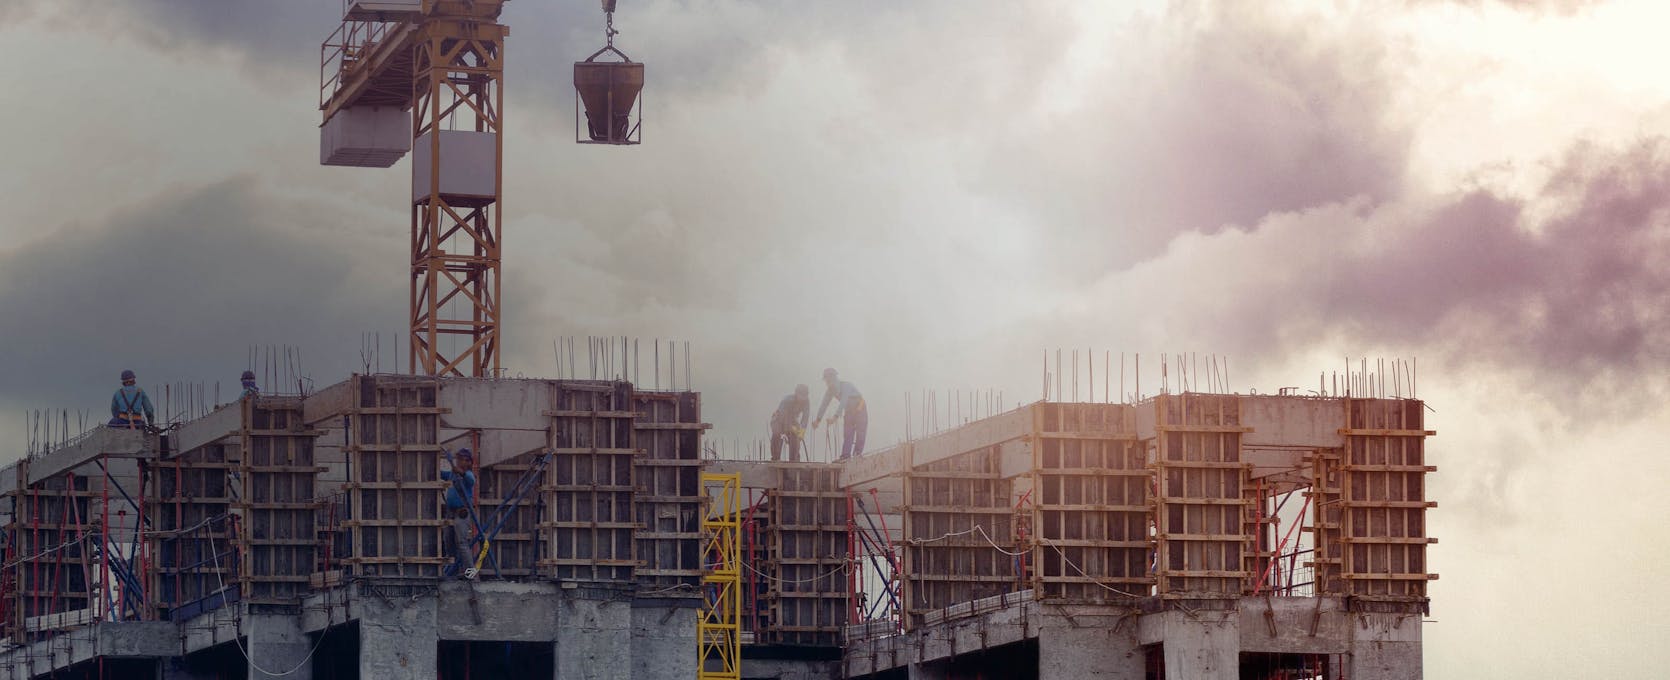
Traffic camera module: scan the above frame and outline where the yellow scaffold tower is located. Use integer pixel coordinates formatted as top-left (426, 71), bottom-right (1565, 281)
top-left (699, 472), bottom-right (742, 679)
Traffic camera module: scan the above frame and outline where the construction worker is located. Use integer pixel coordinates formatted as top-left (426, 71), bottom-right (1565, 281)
top-left (441, 448), bottom-right (479, 580)
top-left (812, 368), bottom-right (867, 460)
top-left (108, 370), bottom-right (155, 429)
top-left (768, 384), bottom-right (811, 462)
top-left (240, 370), bottom-right (260, 399)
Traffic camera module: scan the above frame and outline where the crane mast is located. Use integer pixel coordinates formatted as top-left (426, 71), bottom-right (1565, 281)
top-left (321, 0), bottom-right (508, 377)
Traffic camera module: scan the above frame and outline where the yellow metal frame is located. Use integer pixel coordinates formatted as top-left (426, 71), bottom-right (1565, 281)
top-left (699, 473), bottom-right (741, 680)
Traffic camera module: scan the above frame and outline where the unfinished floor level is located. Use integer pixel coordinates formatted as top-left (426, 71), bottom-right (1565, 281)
top-left (718, 393), bottom-right (1435, 680)
top-left (0, 378), bottom-right (1432, 679)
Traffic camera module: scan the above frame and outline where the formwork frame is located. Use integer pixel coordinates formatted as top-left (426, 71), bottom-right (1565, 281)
top-left (899, 447), bottom-right (1013, 624)
top-left (237, 397), bottom-right (323, 604)
top-left (1338, 399), bottom-right (1437, 608)
top-left (542, 381), bottom-right (637, 581)
top-left (5, 465), bottom-right (93, 644)
top-left (760, 464), bottom-right (846, 646)
top-left (151, 442), bottom-right (238, 620)
top-left (1030, 402), bottom-right (1153, 601)
top-left (1152, 394), bottom-right (1251, 598)
top-left (343, 375), bottom-right (447, 579)
top-left (632, 390), bottom-right (707, 588)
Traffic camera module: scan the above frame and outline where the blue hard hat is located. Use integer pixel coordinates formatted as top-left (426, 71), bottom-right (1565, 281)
top-left (120, 369), bottom-right (136, 381)
top-left (241, 370), bottom-right (256, 381)
top-left (455, 448), bottom-right (473, 460)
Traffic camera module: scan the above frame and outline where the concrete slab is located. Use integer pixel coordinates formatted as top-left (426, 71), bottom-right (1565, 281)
top-left (1241, 396), bottom-right (1345, 449)
top-left (0, 427), bottom-right (152, 490)
top-left (172, 403), bottom-right (243, 457)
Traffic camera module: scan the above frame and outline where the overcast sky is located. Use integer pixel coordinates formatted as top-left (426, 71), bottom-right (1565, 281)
top-left (2, 0), bottom-right (1668, 676)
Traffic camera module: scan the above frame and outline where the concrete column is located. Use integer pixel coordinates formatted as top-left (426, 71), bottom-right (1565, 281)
top-left (554, 587), bottom-right (632, 680)
top-left (631, 597), bottom-right (699, 679)
top-left (358, 594), bottom-right (439, 679)
top-left (1160, 610), bottom-right (1238, 680)
top-left (1349, 612), bottom-right (1422, 680)
top-left (1038, 623), bottom-right (1144, 680)
top-left (245, 613), bottom-right (314, 680)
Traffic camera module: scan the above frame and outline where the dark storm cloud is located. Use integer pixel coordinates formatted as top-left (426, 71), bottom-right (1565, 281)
top-left (0, 178), bottom-right (406, 429)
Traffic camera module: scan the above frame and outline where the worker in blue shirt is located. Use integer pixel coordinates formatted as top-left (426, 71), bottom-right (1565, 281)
top-left (441, 448), bottom-right (478, 579)
top-left (108, 370), bottom-right (155, 429)
top-left (812, 368), bottom-right (867, 460)
top-left (769, 384), bottom-right (811, 462)
top-left (240, 370), bottom-right (259, 399)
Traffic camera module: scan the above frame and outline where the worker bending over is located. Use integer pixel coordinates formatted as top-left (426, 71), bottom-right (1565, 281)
top-left (441, 448), bottom-right (479, 580)
top-left (108, 369), bottom-right (155, 428)
top-left (769, 384), bottom-right (811, 462)
top-left (812, 368), bottom-right (867, 460)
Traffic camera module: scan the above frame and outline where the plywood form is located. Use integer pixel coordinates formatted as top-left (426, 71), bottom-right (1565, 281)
top-left (541, 380), bottom-right (637, 581)
top-left (1030, 403), bottom-right (1153, 601)
top-left (343, 375), bottom-right (446, 579)
top-left (474, 449), bottom-right (544, 577)
top-left (761, 464), bottom-right (847, 646)
top-left (151, 442), bottom-right (236, 620)
top-left (1338, 399), bottom-right (1436, 605)
top-left (901, 446), bottom-right (1016, 624)
top-left (238, 398), bottom-right (321, 603)
top-left (631, 390), bottom-right (706, 588)
top-left (4, 467), bottom-right (93, 642)
top-left (1152, 394), bottom-right (1251, 597)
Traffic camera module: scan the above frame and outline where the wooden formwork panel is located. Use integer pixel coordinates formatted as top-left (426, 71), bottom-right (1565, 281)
top-left (152, 445), bottom-right (236, 618)
top-left (542, 381), bottom-right (636, 581)
top-left (631, 390), bottom-right (705, 588)
top-left (240, 400), bottom-right (320, 603)
top-left (476, 451), bottom-right (544, 577)
top-left (1153, 394), bottom-right (1249, 597)
top-left (6, 471), bottom-right (93, 639)
top-left (762, 464), bottom-right (846, 646)
top-left (346, 375), bottom-right (444, 579)
top-left (902, 448), bottom-right (1015, 624)
top-left (1310, 449), bottom-right (1346, 595)
top-left (1340, 399), bottom-right (1434, 603)
top-left (1032, 403), bottom-right (1153, 601)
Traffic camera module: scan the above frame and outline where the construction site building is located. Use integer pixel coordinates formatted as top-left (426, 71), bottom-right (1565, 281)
top-left (0, 376), bottom-right (1432, 679)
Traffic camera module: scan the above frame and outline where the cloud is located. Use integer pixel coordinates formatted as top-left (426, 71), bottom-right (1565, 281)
top-left (962, 3), bottom-right (1412, 276)
top-left (0, 177), bottom-right (405, 433)
top-left (1044, 136), bottom-right (1670, 413)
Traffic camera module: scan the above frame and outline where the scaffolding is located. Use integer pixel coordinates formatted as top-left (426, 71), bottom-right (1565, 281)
top-left (699, 472), bottom-right (741, 680)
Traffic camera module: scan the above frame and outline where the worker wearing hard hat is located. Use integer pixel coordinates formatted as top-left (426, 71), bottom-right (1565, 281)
top-left (441, 448), bottom-right (479, 580)
top-left (108, 369), bottom-right (156, 429)
top-left (812, 368), bottom-right (867, 460)
top-left (240, 370), bottom-right (260, 399)
top-left (769, 384), bottom-right (811, 462)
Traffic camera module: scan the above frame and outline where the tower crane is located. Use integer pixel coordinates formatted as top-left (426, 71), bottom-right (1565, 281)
top-left (318, 0), bottom-right (643, 377)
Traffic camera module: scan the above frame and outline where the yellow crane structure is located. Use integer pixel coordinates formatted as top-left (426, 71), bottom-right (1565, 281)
top-left (318, 0), bottom-right (642, 377)
top-left (700, 472), bottom-right (743, 680)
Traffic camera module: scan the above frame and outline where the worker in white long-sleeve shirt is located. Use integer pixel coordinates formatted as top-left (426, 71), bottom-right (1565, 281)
top-left (812, 368), bottom-right (867, 460)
